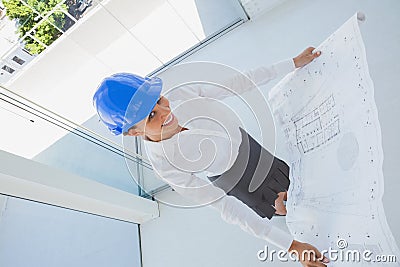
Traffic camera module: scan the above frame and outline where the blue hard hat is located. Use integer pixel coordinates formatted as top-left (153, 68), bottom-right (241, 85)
top-left (93, 73), bottom-right (162, 135)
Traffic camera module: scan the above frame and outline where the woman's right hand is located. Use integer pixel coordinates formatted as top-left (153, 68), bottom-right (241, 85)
top-left (293, 47), bottom-right (321, 68)
top-left (288, 240), bottom-right (330, 267)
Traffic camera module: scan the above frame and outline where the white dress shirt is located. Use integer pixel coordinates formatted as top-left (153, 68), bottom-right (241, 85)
top-left (144, 59), bottom-right (295, 250)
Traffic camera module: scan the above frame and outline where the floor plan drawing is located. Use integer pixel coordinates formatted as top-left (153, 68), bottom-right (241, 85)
top-left (294, 95), bottom-right (340, 153)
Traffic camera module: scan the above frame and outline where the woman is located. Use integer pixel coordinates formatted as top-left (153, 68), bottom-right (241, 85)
top-left (93, 47), bottom-right (329, 267)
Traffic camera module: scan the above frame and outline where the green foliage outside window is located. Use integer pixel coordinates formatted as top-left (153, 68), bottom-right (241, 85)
top-left (3, 0), bottom-right (67, 54)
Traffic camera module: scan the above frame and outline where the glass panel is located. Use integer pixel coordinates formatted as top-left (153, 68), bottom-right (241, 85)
top-left (63, 1), bottom-right (80, 20)
top-left (23, 0), bottom-right (65, 16)
top-left (74, 0), bottom-right (95, 17)
top-left (22, 35), bottom-right (45, 54)
top-left (51, 8), bottom-right (76, 31)
top-left (168, 0), bottom-right (246, 39)
top-left (59, 0), bottom-right (95, 20)
top-left (2, 0), bottom-right (44, 38)
top-left (123, 136), bottom-right (164, 198)
top-left (32, 124), bottom-right (141, 195)
top-left (32, 18), bottom-right (63, 46)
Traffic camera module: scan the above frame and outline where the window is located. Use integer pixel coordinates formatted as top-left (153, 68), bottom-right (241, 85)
top-left (2, 65), bottom-right (15, 74)
top-left (12, 56), bottom-right (25, 65)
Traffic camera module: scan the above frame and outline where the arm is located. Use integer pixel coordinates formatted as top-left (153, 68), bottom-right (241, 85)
top-left (167, 47), bottom-right (321, 101)
top-left (164, 171), bottom-right (330, 266)
top-left (196, 59), bottom-right (296, 100)
top-left (208, 47), bottom-right (321, 99)
top-left (177, 59), bottom-right (295, 99)
top-left (159, 166), bottom-right (294, 250)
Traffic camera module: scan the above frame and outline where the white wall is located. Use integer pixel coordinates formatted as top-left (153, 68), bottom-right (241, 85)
top-left (140, 0), bottom-right (400, 266)
top-left (0, 195), bottom-right (142, 267)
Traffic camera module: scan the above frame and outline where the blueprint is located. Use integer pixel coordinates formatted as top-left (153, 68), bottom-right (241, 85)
top-left (268, 13), bottom-right (400, 266)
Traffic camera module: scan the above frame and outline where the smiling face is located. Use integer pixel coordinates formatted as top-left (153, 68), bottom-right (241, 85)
top-left (124, 95), bottom-right (182, 142)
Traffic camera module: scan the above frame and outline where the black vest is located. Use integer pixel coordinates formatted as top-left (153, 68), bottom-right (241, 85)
top-left (208, 128), bottom-right (290, 219)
